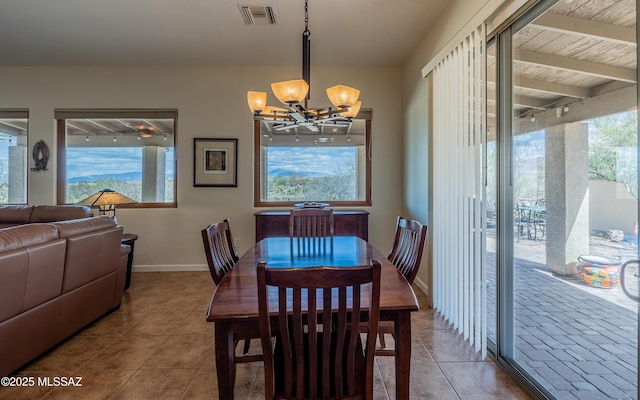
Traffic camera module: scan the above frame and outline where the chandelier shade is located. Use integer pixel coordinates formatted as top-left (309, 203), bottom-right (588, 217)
top-left (247, 0), bottom-right (362, 133)
top-left (247, 91), bottom-right (267, 112)
top-left (326, 85), bottom-right (360, 108)
top-left (340, 100), bottom-right (362, 118)
top-left (270, 80), bottom-right (309, 105)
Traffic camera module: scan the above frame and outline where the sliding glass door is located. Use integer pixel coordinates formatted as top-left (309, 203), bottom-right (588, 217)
top-left (494, 0), bottom-right (639, 398)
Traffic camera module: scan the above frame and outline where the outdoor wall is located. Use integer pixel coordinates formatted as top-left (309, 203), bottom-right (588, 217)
top-left (590, 179), bottom-right (638, 235)
top-left (0, 65), bottom-right (403, 270)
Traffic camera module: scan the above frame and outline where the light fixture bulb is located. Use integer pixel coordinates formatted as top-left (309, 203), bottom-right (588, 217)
top-left (530, 115), bottom-right (535, 122)
top-left (563, 105), bottom-right (570, 112)
top-left (85, 135), bottom-right (89, 142)
top-left (113, 136), bottom-right (117, 142)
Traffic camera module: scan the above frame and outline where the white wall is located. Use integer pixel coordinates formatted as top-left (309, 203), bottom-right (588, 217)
top-left (590, 179), bottom-right (638, 235)
top-left (401, 0), bottom-right (500, 298)
top-left (0, 65), bottom-right (402, 270)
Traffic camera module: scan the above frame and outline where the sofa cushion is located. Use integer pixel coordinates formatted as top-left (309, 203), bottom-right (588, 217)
top-left (52, 216), bottom-right (124, 293)
top-left (0, 225), bottom-right (65, 323)
top-left (0, 205), bottom-right (34, 225)
top-left (30, 205), bottom-right (92, 223)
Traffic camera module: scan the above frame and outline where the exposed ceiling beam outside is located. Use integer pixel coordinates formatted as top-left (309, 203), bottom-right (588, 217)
top-left (516, 77), bottom-right (589, 99)
top-left (516, 49), bottom-right (637, 83)
top-left (530, 12), bottom-right (636, 46)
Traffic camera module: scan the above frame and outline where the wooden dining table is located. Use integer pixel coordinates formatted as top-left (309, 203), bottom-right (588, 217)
top-left (206, 236), bottom-right (420, 400)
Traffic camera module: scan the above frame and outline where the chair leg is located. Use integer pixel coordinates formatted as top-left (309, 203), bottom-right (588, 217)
top-left (243, 339), bottom-right (251, 355)
top-left (378, 332), bottom-right (386, 349)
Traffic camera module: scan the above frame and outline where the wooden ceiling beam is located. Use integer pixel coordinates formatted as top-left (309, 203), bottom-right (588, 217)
top-left (530, 12), bottom-right (635, 46)
top-left (514, 95), bottom-right (550, 110)
top-left (516, 49), bottom-right (637, 83)
top-left (516, 77), bottom-right (588, 99)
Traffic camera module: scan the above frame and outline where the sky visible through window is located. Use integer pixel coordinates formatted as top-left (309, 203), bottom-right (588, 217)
top-left (67, 147), bottom-right (174, 182)
top-left (267, 147), bottom-right (356, 178)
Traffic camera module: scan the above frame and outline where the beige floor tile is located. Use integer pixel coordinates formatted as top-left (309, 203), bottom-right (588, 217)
top-left (4, 271), bottom-right (533, 400)
top-left (180, 367), bottom-right (218, 400)
top-left (417, 329), bottom-right (485, 363)
top-left (82, 334), bottom-right (169, 370)
top-left (439, 361), bottom-right (532, 400)
top-left (141, 335), bottom-right (212, 369)
top-left (22, 335), bottom-right (118, 372)
top-left (110, 368), bottom-right (197, 400)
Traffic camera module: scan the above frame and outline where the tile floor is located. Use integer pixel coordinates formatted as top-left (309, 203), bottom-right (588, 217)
top-left (0, 271), bottom-right (533, 400)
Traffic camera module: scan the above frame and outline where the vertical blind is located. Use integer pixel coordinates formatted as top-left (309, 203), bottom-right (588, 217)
top-left (432, 25), bottom-right (487, 357)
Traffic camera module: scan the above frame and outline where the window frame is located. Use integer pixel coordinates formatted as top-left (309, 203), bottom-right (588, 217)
top-left (253, 118), bottom-right (372, 207)
top-left (55, 109), bottom-right (178, 209)
top-left (0, 109), bottom-right (29, 205)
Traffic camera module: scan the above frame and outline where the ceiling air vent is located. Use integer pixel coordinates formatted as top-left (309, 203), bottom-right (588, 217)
top-left (239, 5), bottom-right (278, 26)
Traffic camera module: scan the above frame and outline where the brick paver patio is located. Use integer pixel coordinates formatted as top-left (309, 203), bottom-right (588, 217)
top-left (487, 234), bottom-right (638, 399)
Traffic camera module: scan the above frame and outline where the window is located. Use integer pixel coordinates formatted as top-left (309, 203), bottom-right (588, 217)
top-left (254, 116), bottom-right (371, 207)
top-left (0, 110), bottom-right (28, 204)
top-left (56, 109), bottom-right (177, 207)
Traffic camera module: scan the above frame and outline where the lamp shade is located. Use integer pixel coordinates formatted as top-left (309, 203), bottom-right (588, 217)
top-left (247, 91), bottom-right (267, 113)
top-left (340, 100), bottom-right (362, 118)
top-left (78, 189), bottom-right (136, 207)
top-left (271, 79), bottom-right (309, 104)
top-left (262, 106), bottom-right (289, 120)
top-left (326, 85), bottom-right (360, 107)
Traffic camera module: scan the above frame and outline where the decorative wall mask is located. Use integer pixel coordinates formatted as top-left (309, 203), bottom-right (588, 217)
top-left (31, 140), bottom-right (49, 171)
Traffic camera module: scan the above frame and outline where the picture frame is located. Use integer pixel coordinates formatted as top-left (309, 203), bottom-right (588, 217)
top-left (194, 138), bottom-right (238, 187)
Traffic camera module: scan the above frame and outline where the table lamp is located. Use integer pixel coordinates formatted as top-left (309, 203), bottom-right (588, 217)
top-left (77, 189), bottom-right (136, 217)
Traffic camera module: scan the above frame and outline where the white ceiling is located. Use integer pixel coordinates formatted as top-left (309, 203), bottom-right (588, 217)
top-left (0, 0), bottom-right (449, 67)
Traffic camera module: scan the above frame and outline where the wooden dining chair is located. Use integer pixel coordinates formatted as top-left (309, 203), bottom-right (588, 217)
top-left (201, 219), bottom-right (260, 362)
top-left (375, 216), bottom-right (427, 355)
top-left (289, 208), bottom-right (334, 253)
top-left (257, 261), bottom-right (381, 400)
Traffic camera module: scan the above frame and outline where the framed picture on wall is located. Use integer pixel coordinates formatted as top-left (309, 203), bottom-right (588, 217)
top-left (194, 138), bottom-right (238, 187)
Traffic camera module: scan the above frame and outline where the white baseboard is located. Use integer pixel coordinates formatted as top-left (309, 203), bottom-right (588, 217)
top-left (132, 264), bottom-right (209, 272)
top-left (414, 277), bottom-right (429, 297)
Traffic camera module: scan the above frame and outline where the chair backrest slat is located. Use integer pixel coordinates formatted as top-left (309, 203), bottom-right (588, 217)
top-left (289, 208), bottom-right (335, 254)
top-left (201, 219), bottom-right (239, 285)
top-left (258, 262), bottom-right (381, 400)
top-left (387, 216), bottom-right (427, 284)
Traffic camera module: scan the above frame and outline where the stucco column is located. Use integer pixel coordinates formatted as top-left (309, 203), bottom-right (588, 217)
top-left (142, 146), bottom-right (166, 202)
top-left (545, 122), bottom-right (590, 275)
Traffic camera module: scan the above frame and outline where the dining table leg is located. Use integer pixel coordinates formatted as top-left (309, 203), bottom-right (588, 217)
top-left (395, 311), bottom-right (412, 400)
top-left (214, 321), bottom-right (236, 399)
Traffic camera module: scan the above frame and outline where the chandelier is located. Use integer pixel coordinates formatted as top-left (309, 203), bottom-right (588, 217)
top-left (246, 0), bottom-right (362, 133)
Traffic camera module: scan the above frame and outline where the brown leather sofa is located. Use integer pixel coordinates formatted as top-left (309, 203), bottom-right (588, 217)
top-left (0, 204), bottom-right (93, 228)
top-left (0, 216), bottom-right (129, 377)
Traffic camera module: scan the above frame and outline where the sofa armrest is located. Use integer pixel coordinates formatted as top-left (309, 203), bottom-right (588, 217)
top-left (113, 244), bottom-right (131, 308)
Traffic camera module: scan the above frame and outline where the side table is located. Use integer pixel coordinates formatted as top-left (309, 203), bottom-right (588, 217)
top-left (121, 233), bottom-right (138, 290)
